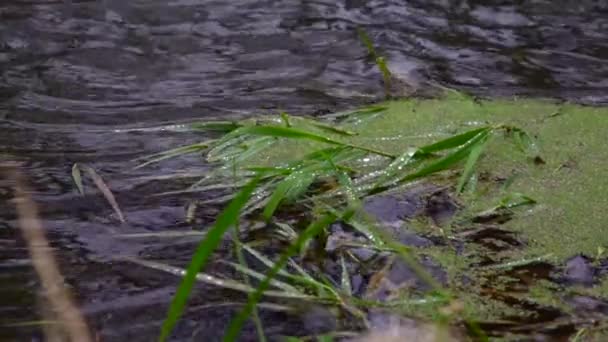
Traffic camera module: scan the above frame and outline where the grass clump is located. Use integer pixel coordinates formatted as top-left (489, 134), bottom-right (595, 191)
top-left (131, 92), bottom-right (547, 341)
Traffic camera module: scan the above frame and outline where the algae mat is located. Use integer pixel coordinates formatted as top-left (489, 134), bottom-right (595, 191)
top-left (255, 93), bottom-right (607, 261)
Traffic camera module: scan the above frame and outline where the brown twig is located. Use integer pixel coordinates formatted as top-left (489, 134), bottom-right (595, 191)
top-left (2, 163), bottom-right (93, 342)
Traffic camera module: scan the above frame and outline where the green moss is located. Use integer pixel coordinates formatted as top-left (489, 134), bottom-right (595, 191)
top-left (259, 94), bottom-right (608, 260)
top-left (572, 275), bottom-right (608, 299)
top-left (250, 96), bottom-right (604, 289)
top-left (368, 97), bottom-right (608, 260)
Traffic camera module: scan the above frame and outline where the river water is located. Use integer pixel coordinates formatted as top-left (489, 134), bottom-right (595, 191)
top-left (1, 1), bottom-right (607, 341)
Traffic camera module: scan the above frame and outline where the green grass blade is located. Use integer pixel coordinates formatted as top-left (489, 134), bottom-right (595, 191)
top-left (499, 192), bottom-right (537, 209)
top-left (324, 153), bottom-right (360, 221)
top-left (263, 173), bottom-right (304, 221)
top-left (285, 172), bottom-right (317, 201)
top-left (509, 127), bottom-right (539, 156)
top-left (322, 105), bottom-right (387, 122)
top-left (231, 220), bottom-right (267, 342)
top-left (300, 117), bottom-right (357, 136)
top-left (206, 131), bottom-right (251, 162)
top-left (190, 121), bottom-right (242, 132)
top-left (237, 125), bottom-right (343, 145)
top-left (285, 337), bottom-right (304, 342)
top-left (159, 176), bottom-right (261, 342)
top-left (282, 259), bottom-right (340, 299)
top-left (280, 112), bottom-right (292, 127)
top-left (273, 222), bottom-right (299, 242)
top-left (318, 335), bottom-right (334, 342)
top-left (263, 156), bottom-right (341, 220)
top-left (134, 143), bottom-right (209, 170)
top-left (243, 246), bottom-right (338, 299)
top-left (400, 129), bottom-right (492, 184)
top-left (223, 213), bottom-right (337, 342)
top-left (71, 163), bottom-right (84, 195)
top-left (484, 253), bottom-right (553, 270)
top-left (242, 244), bottom-right (292, 277)
top-left (238, 125), bottom-right (394, 158)
top-left (125, 258), bottom-right (313, 300)
top-left (456, 135), bottom-right (489, 193)
top-left (232, 136), bottom-right (277, 165)
top-left (373, 149), bottom-right (416, 188)
top-left (221, 261), bottom-right (301, 293)
top-left (288, 259), bottom-right (317, 281)
top-left (417, 127), bottom-right (490, 156)
top-left (357, 27), bottom-right (377, 57)
top-left (375, 56), bottom-right (392, 92)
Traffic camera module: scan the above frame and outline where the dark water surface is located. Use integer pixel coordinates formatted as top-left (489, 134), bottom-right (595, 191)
top-left (1, 0), bottom-right (607, 340)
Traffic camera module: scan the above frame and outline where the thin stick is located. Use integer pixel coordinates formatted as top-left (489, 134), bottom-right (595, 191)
top-left (2, 163), bottom-right (93, 342)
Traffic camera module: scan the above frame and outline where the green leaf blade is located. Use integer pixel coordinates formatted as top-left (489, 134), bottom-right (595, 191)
top-left (223, 213), bottom-right (336, 342)
top-left (457, 135), bottom-right (490, 193)
top-left (159, 176), bottom-right (261, 342)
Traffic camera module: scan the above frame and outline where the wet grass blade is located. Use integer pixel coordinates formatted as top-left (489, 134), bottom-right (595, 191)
top-left (368, 127), bottom-right (493, 194)
top-left (373, 149), bottom-right (416, 188)
top-left (118, 231), bottom-right (206, 238)
top-left (191, 121), bottom-right (242, 132)
top-left (221, 261), bottom-right (301, 293)
top-left (499, 192), bottom-right (537, 209)
top-left (356, 27), bottom-right (392, 96)
top-left (243, 245), bottom-right (339, 299)
top-left (206, 133), bottom-right (251, 162)
top-left (322, 105), bottom-right (387, 122)
top-left (235, 125), bottom-right (340, 144)
top-left (318, 335), bottom-right (334, 342)
top-left (237, 125), bottom-right (394, 158)
top-left (273, 222), bottom-right (299, 242)
top-left (456, 135), bottom-right (489, 193)
top-left (280, 112), bottom-right (291, 127)
top-left (125, 258), bottom-right (313, 300)
top-left (232, 136), bottom-right (276, 164)
top-left (508, 127), bottom-right (539, 157)
top-left (242, 244), bottom-right (292, 278)
top-left (223, 213), bottom-right (337, 342)
top-left (399, 129), bottom-right (492, 184)
top-left (262, 178), bottom-right (297, 221)
top-left (299, 117), bottom-right (357, 136)
top-left (282, 171), bottom-right (325, 203)
top-left (82, 165), bottom-right (125, 223)
top-left (416, 127), bottom-right (491, 156)
top-left (286, 259), bottom-right (341, 300)
top-left (159, 176), bottom-right (261, 342)
top-left (231, 222), bottom-right (266, 342)
top-left (324, 153), bottom-right (360, 221)
top-left (357, 27), bottom-right (377, 57)
top-left (263, 170), bottom-right (316, 221)
top-left (134, 142), bottom-right (209, 170)
top-left (260, 148), bottom-right (361, 221)
top-left (71, 163), bottom-right (84, 195)
top-left (484, 253), bottom-right (553, 270)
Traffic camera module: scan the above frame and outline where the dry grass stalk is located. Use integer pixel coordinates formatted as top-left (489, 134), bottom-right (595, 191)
top-left (2, 163), bottom-right (93, 342)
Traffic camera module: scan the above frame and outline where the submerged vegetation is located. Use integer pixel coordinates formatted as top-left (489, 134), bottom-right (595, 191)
top-left (127, 89), bottom-right (608, 341)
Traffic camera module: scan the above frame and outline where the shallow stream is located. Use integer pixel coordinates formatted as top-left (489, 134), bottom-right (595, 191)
top-left (1, 1), bottom-right (607, 340)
